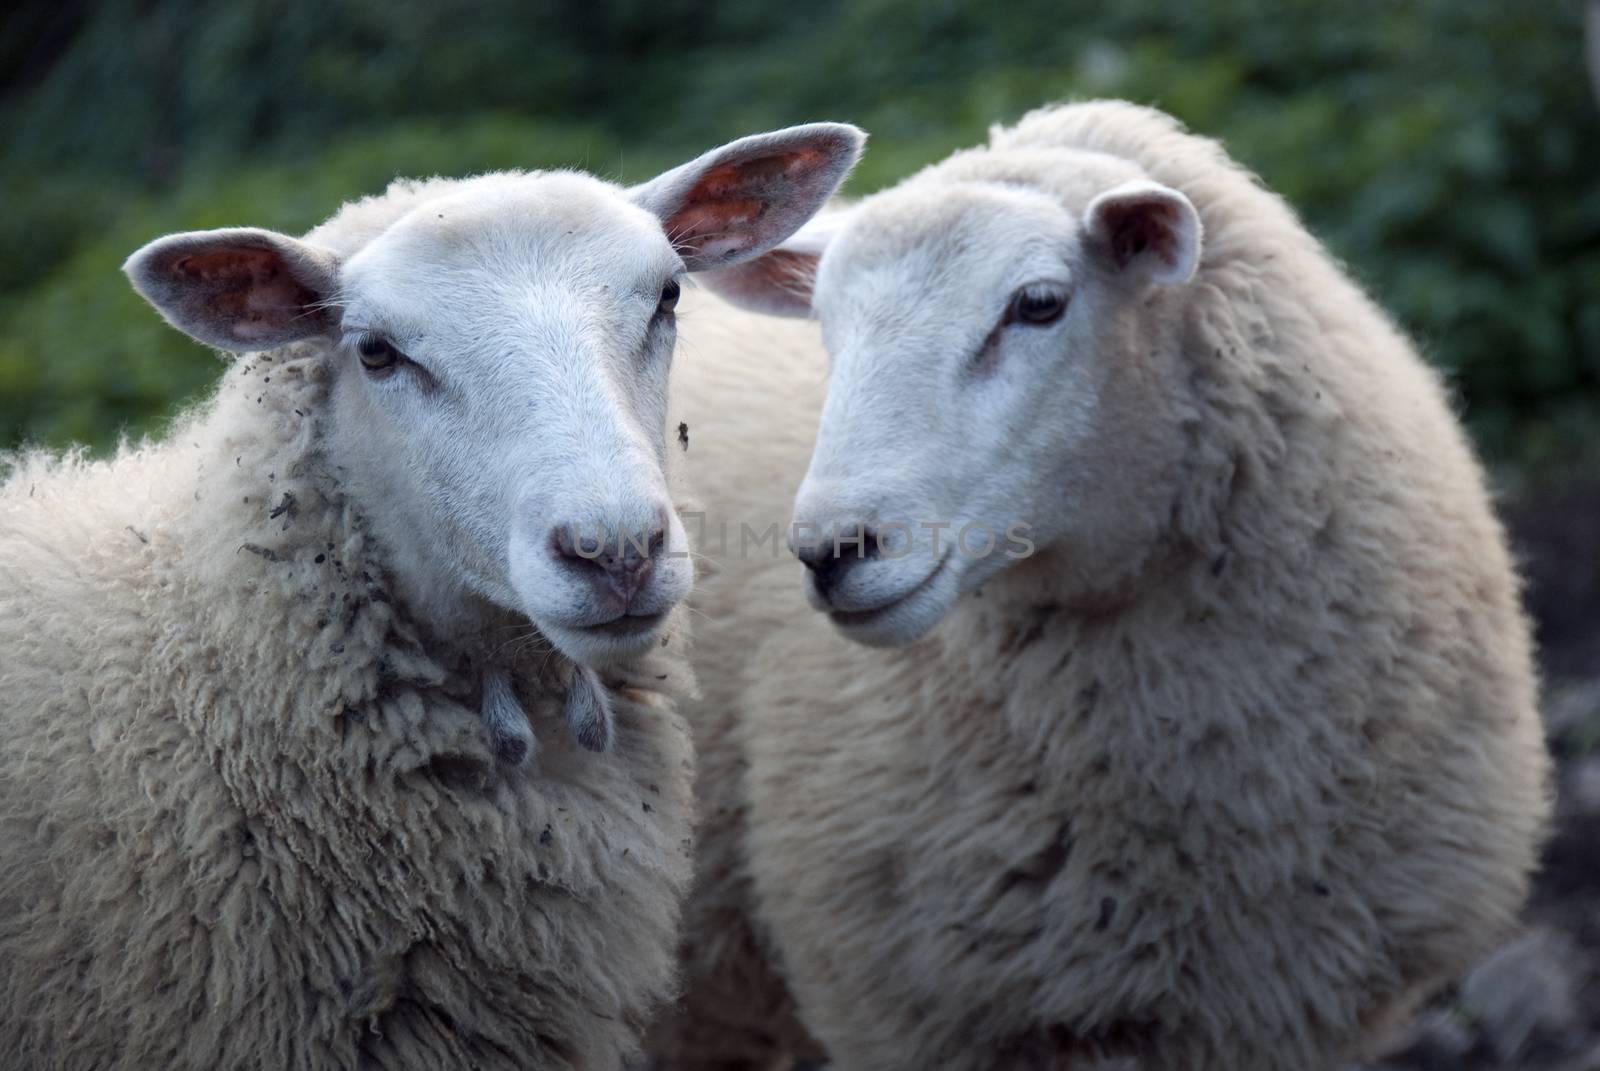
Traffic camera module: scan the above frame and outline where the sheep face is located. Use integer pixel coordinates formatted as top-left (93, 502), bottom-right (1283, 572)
top-left (705, 149), bottom-right (1202, 646)
top-left (124, 124), bottom-right (864, 666)
top-left (321, 176), bottom-right (694, 664)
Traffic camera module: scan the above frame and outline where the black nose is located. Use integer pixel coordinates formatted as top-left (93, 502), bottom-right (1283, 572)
top-left (551, 515), bottom-right (668, 605)
top-left (795, 524), bottom-right (878, 599)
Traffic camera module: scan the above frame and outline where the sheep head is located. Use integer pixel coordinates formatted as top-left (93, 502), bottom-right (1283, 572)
top-left (124, 123), bottom-right (865, 666)
top-left (703, 147), bottom-right (1203, 646)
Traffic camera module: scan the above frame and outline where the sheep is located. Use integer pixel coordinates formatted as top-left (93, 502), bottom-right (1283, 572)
top-left (650, 295), bottom-right (843, 1070)
top-left (0, 121), bottom-right (863, 1071)
top-left (662, 101), bottom-right (1552, 1070)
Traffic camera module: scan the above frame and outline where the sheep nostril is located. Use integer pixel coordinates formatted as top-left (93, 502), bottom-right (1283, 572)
top-left (550, 524), bottom-right (602, 564)
top-left (855, 526), bottom-right (881, 562)
top-left (795, 523), bottom-right (879, 600)
top-left (548, 519), bottom-right (666, 607)
top-left (806, 553), bottom-right (842, 598)
top-left (829, 524), bottom-right (879, 566)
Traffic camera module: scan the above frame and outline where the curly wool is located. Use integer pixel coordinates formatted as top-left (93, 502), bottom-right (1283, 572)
top-left (669, 102), bottom-right (1551, 1071)
top-left (0, 347), bottom-right (695, 1070)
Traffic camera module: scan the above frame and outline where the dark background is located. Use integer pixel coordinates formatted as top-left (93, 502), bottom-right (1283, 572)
top-left (3, 2), bottom-right (1596, 474)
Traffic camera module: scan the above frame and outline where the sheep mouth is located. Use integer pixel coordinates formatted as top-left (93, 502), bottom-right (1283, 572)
top-left (580, 611), bottom-right (667, 639)
top-left (826, 552), bottom-right (951, 629)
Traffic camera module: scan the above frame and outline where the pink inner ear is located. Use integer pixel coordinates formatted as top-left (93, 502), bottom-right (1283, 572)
top-left (693, 149), bottom-right (823, 199)
top-left (701, 248), bottom-right (819, 313)
top-left (663, 148), bottom-right (832, 263)
top-left (1101, 199), bottom-right (1181, 271)
top-left (664, 198), bottom-right (765, 261)
top-left (170, 247), bottom-right (321, 341)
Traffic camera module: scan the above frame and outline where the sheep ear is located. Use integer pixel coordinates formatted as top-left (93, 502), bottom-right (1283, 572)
top-left (1083, 180), bottom-right (1202, 286)
top-left (124, 227), bottom-right (341, 351)
top-left (631, 122), bottom-right (865, 273)
top-left (693, 208), bottom-right (853, 318)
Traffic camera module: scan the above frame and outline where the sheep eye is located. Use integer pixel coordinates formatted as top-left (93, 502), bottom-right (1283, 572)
top-left (1006, 286), bottom-right (1067, 327)
top-left (356, 335), bottom-right (402, 374)
top-left (657, 279), bottom-right (681, 315)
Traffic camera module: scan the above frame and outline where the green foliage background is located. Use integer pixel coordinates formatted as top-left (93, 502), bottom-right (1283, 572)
top-left (2, 0), bottom-right (1597, 475)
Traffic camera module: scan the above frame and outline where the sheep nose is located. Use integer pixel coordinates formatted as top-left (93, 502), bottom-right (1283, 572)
top-left (550, 511), bottom-right (668, 606)
top-left (793, 523), bottom-right (878, 600)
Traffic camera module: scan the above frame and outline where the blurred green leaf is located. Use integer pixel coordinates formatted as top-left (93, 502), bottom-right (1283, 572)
top-left (0, 0), bottom-right (1595, 470)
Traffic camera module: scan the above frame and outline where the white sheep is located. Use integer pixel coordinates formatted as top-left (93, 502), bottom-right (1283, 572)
top-left (0, 122), bottom-right (863, 1071)
top-left (651, 296), bottom-right (842, 1070)
top-left (662, 101), bottom-right (1551, 1070)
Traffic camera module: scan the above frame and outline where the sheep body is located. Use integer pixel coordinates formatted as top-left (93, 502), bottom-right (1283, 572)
top-left (670, 102), bottom-right (1551, 1070)
top-left (651, 294), bottom-right (834, 1069)
top-left (0, 338), bottom-right (696, 1070)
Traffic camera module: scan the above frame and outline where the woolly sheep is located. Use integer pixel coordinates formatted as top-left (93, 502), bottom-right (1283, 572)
top-left (663, 101), bottom-right (1551, 1070)
top-left (650, 296), bottom-right (841, 1069)
top-left (0, 122), bottom-right (863, 1071)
